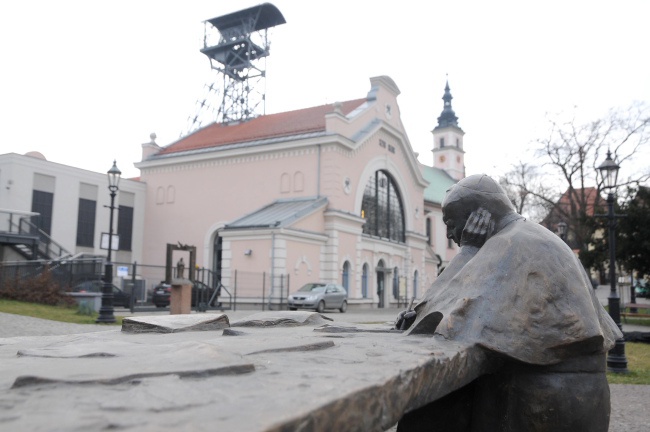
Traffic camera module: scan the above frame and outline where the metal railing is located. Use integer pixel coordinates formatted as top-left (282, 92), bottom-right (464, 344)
top-left (1, 255), bottom-right (291, 313)
top-left (0, 209), bottom-right (71, 260)
top-left (0, 258), bottom-right (104, 290)
top-left (229, 270), bottom-right (290, 311)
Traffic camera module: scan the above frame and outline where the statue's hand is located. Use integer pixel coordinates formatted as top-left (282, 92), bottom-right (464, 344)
top-left (395, 309), bottom-right (417, 330)
top-left (461, 207), bottom-right (495, 247)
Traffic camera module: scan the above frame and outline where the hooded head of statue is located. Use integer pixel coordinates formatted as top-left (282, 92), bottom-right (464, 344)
top-left (442, 174), bottom-right (517, 245)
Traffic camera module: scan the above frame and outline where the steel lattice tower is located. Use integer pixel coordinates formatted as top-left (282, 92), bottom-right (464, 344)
top-left (183, 3), bottom-right (286, 135)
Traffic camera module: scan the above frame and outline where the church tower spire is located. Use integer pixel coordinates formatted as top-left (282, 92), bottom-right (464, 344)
top-left (432, 79), bottom-right (465, 181)
top-left (436, 80), bottom-right (459, 128)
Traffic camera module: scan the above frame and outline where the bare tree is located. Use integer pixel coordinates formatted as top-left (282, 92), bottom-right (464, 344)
top-left (500, 102), bottom-right (650, 266)
top-left (499, 161), bottom-right (554, 222)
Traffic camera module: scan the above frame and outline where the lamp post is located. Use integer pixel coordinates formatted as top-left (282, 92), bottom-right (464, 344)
top-left (557, 221), bottom-right (568, 242)
top-left (596, 150), bottom-right (628, 373)
top-left (96, 160), bottom-right (121, 324)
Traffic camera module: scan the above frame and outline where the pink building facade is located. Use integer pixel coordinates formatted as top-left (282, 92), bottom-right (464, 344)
top-left (135, 76), bottom-right (461, 308)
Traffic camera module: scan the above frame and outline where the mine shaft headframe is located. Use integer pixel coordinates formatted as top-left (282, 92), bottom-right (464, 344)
top-left (201, 3), bottom-right (286, 82)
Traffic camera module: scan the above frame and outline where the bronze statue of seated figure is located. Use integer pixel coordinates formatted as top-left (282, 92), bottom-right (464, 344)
top-left (396, 174), bottom-right (621, 432)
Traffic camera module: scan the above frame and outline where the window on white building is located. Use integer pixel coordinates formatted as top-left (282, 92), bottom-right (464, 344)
top-left (76, 198), bottom-right (96, 247)
top-left (117, 205), bottom-right (133, 251)
top-left (31, 190), bottom-right (53, 235)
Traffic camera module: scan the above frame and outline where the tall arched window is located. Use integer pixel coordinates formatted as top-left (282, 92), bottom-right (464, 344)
top-left (361, 170), bottom-right (405, 242)
top-left (342, 261), bottom-right (350, 291)
top-left (413, 270), bottom-right (419, 299)
top-left (361, 263), bottom-right (369, 298)
top-left (392, 267), bottom-right (400, 300)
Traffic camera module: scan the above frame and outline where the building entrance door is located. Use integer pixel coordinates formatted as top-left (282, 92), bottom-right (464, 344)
top-left (212, 234), bottom-right (223, 282)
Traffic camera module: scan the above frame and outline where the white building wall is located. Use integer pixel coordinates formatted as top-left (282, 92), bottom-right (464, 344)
top-left (0, 153), bottom-right (146, 263)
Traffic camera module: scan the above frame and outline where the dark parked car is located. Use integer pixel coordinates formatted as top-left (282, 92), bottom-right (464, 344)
top-left (72, 280), bottom-right (132, 308)
top-left (287, 283), bottom-right (347, 313)
top-left (152, 282), bottom-right (221, 308)
top-left (152, 283), bottom-right (172, 307)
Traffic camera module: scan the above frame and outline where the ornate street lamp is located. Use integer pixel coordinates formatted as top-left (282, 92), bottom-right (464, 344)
top-left (596, 150), bottom-right (628, 373)
top-left (557, 221), bottom-right (568, 242)
top-left (97, 160), bottom-right (121, 323)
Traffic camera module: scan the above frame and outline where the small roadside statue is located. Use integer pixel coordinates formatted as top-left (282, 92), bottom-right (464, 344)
top-left (176, 258), bottom-right (185, 279)
top-left (396, 174), bottom-right (621, 432)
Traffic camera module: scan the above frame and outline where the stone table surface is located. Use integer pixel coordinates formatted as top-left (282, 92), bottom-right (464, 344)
top-left (0, 311), bottom-right (493, 432)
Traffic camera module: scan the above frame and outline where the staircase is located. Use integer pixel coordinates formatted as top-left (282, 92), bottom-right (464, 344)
top-left (0, 209), bottom-right (71, 261)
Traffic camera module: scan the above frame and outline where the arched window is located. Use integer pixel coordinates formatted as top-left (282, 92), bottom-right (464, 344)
top-left (361, 264), bottom-right (369, 298)
top-left (361, 170), bottom-right (405, 242)
top-left (426, 217), bottom-right (432, 245)
top-left (293, 171), bottom-right (304, 192)
top-left (280, 173), bottom-right (290, 193)
top-left (392, 267), bottom-right (400, 300)
top-left (342, 261), bottom-right (350, 291)
top-left (413, 270), bottom-right (419, 299)
top-left (156, 187), bottom-right (164, 204)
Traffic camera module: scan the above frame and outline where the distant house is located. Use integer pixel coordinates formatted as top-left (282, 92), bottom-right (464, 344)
top-left (135, 76), bottom-right (465, 308)
top-left (541, 186), bottom-right (604, 249)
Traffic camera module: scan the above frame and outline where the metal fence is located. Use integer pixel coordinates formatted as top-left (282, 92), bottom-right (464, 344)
top-left (112, 263), bottom-right (290, 312)
top-left (229, 270), bottom-right (290, 311)
top-left (0, 258), bottom-right (103, 290)
top-left (1, 258), bottom-right (292, 313)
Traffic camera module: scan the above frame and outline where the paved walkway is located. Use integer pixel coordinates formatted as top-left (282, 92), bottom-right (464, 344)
top-left (1, 307), bottom-right (648, 431)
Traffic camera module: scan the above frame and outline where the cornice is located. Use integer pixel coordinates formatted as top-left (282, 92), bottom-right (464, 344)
top-left (219, 227), bottom-right (328, 244)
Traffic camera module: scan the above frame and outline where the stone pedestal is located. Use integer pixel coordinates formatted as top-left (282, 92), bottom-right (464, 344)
top-left (170, 281), bottom-right (191, 315)
top-left (0, 312), bottom-right (495, 431)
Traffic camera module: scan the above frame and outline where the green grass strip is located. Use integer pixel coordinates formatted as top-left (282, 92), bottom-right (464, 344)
top-left (607, 342), bottom-right (650, 384)
top-left (0, 299), bottom-right (122, 325)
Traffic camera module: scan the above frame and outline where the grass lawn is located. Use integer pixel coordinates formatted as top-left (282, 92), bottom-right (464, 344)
top-left (607, 342), bottom-right (650, 384)
top-left (0, 299), bottom-right (122, 326)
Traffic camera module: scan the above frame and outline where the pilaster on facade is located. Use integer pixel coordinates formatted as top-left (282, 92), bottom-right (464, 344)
top-left (220, 240), bottom-right (233, 289)
top-left (354, 239), bottom-right (364, 299)
top-left (320, 230), bottom-right (339, 283)
top-left (270, 236), bottom-right (287, 298)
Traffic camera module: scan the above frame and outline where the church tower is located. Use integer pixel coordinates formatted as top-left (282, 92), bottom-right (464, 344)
top-left (432, 80), bottom-right (465, 181)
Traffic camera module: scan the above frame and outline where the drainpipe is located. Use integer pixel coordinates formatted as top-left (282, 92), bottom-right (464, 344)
top-left (269, 231), bottom-right (275, 310)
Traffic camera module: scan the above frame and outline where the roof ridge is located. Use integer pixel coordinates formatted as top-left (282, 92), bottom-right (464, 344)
top-left (156, 98), bottom-right (367, 157)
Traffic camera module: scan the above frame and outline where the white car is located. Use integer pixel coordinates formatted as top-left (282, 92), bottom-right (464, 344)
top-left (287, 283), bottom-right (348, 313)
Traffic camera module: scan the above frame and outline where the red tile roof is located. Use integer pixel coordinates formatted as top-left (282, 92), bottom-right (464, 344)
top-left (542, 186), bottom-right (604, 227)
top-left (556, 187), bottom-right (603, 217)
top-left (158, 99), bottom-right (366, 156)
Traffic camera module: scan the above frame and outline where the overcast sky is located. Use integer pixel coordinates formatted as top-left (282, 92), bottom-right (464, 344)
top-left (1, 0), bottom-right (648, 181)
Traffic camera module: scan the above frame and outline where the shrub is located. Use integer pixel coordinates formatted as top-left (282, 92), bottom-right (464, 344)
top-left (0, 270), bottom-right (76, 307)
